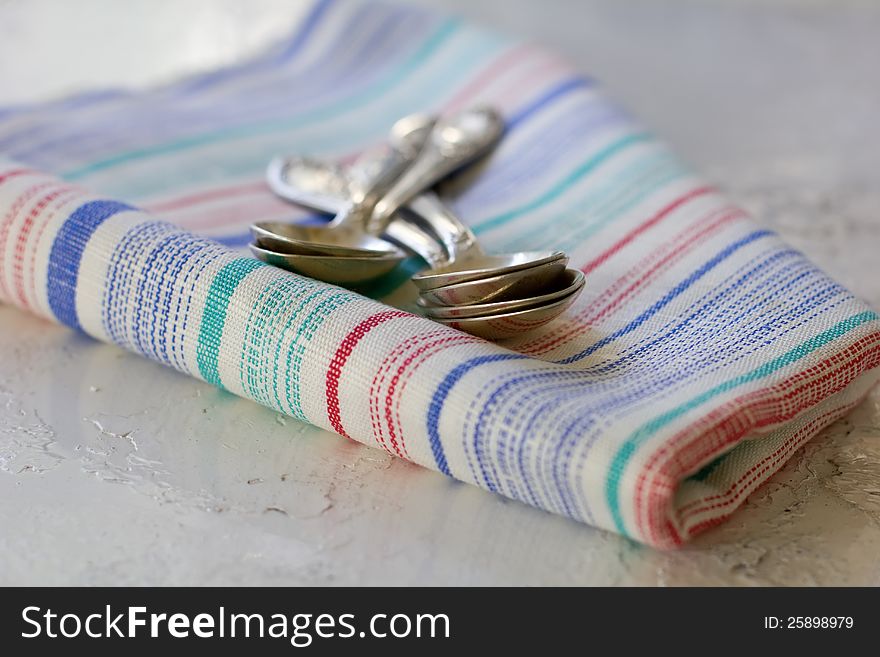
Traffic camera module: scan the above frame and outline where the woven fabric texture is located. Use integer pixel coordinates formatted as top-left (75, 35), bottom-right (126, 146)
top-left (1, 0), bottom-right (878, 547)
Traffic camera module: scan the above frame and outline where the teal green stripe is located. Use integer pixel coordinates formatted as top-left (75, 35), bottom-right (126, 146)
top-left (273, 287), bottom-right (337, 420)
top-left (271, 287), bottom-right (329, 416)
top-left (471, 132), bottom-right (652, 234)
top-left (196, 257), bottom-right (265, 388)
top-left (498, 151), bottom-right (683, 253)
top-left (89, 31), bottom-right (508, 200)
top-left (275, 153), bottom-right (680, 309)
top-left (557, 167), bottom-right (686, 253)
top-left (240, 275), bottom-right (313, 407)
top-left (606, 310), bottom-right (880, 536)
top-left (62, 18), bottom-right (463, 181)
top-left (281, 289), bottom-right (355, 420)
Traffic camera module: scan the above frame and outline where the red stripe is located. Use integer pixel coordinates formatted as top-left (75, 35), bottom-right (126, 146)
top-left (443, 44), bottom-right (560, 113)
top-left (368, 331), bottom-right (476, 458)
top-left (145, 181), bottom-right (270, 213)
top-left (368, 333), bottom-right (431, 455)
top-left (368, 332), bottom-right (436, 456)
top-left (600, 210), bottom-right (743, 321)
top-left (386, 334), bottom-right (477, 459)
top-left (448, 54), bottom-right (572, 117)
top-left (635, 331), bottom-right (880, 547)
top-left (326, 310), bottom-right (409, 438)
top-left (0, 180), bottom-right (56, 299)
top-left (518, 188), bottom-right (726, 355)
top-left (0, 168), bottom-right (35, 186)
top-left (677, 402), bottom-right (860, 540)
top-left (130, 48), bottom-right (566, 217)
top-left (678, 402), bottom-right (857, 521)
top-left (443, 43), bottom-right (534, 110)
top-left (169, 195), bottom-right (303, 231)
top-left (11, 186), bottom-right (77, 308)
top-left (580, 186), bottom-right (714, 276)
top-left (643, 337), bottom-right (880, 545)
top-left (522, 205), bottom-right (743, 355)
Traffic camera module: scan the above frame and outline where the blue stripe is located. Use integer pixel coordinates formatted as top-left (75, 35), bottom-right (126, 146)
top-left (275, 0), bottom-right (337, 62)
top-left (445, 76), bottom-right (602, 196)
top-left (447, 230), bottom-right (775, 497)
top-left (560, 230), bottom-right (773, 364)
top-left (0, 89), bottom-right (129, 122)
top-left (46, 200), bottom-right (134, 330)
top-left (506, 76), bottom-right (594, 129)
top-left (582, 253), bottom-right (814, 376)
top-left (103, 221), bottom-right (174, 348)
top-left (0, 0), bottom-right (334, 125)
top-left (5, 3), bottom-right (427, 165)
top-left (207, 76), bottom-right (602, 256)
top-left (206, 77), bottom-right (595, 250)
top-left (426, 354), bottom-right (527, 474)
top-left (162, 0), bottom-right (338, 96)
top-left (462, 244), bottom-right (837, 518)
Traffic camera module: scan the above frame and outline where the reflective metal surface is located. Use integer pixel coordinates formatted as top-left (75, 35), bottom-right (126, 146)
top-left (430, 286), bottom-right (583, 340)
top-left (418, 268), bottom-right (585, 319)
top-left (248, 243), bottom-right (402, 286)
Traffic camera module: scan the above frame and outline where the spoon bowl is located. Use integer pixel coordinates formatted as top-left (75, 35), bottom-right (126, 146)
top-left (251, 221), bottom-right (401, 258)
top-left (265, 156), bottom-right (570, 304)
top-left (249, 243), bottom-right (403, 286)
top-left (411, 250), bottom-right (568, 290)
top-left (417, 255), bottom-right (569, 306)
top-left (266, 156), bottom-right (352, 212)
top-left (418, 268), bottom-right (584, 319)
top-left (430, 286), bottom-right (582, 340)
top-left (259, 113), bottom-right (437, 260)
top-left (260, 106), bottom-right (581, 340)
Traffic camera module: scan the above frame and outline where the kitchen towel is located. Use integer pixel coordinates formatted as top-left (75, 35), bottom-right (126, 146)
top-left (1, 0), bottom-right (878, 548)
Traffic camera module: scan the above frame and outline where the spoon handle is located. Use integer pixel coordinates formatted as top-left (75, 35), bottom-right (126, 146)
top-left (264, 155), bottom-right (451, 266)
top-left (349, 143), bottom-right (414, 209)
top-left (353, 150), bottom-right (482, 267)
top-left (366, 107), bottom-right (504, 234)
top-left (319, 186), bottom-right (473, 268)
top-left (336, 114), bottom-right (437, 226)
top-left (266, 156), bottom-right (351, 212)
top-left (406, 193), bottom-right (482, 266)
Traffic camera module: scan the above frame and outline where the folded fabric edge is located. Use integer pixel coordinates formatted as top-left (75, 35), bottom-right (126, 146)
top-left (639, 335), bottom-right (880, 549)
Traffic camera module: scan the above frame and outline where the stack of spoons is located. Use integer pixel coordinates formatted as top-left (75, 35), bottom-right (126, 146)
top-left (250, 107), bottom-right (584, 340)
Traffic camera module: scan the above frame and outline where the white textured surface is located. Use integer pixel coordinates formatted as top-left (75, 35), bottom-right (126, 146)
top-left (1, 0), bottom-right (879, 585)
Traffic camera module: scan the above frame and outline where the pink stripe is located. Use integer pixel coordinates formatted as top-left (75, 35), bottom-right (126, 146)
top-left (680, 401), bottom-right (860, 542)
top-left (443, 43), bottom-right (537, 111)
top-left (580, 186), bottom-right (714, 276)
top-left (369, 331), bottom-right (477, 458)
top-left (520, 194), bottom-right (734, 355)
top-left (167, 194), bottom-right (303, 232)
top-left (0, 180), bottom-right (57, 299)
top-left (0, 168), bottom-right (36, 185)
top-left (135, 48), bottom-right (575, 221)
top-left (444, 45), bottom-right (569, 114)
top-left (12, 185), bottom-right (78, 309)
top-left (146, 181), bottom-right (270, 213)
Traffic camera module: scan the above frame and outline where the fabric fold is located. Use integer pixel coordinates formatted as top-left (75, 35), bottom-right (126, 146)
top-left (1, 0), bottom-right (878, 547)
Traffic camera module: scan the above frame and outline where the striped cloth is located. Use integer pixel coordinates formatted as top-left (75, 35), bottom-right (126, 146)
top-left (1, 0), bottom-right (877, 548)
